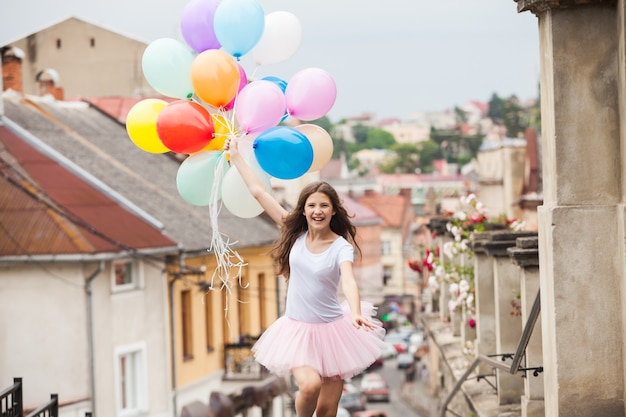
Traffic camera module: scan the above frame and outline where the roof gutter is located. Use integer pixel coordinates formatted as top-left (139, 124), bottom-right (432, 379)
top-left (0, 246), bottom-right (181, 263)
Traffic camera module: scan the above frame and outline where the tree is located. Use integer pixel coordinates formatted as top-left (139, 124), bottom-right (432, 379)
top-left (502, 95), bottom-right (527, 138)
top-left (487, 93), bottom-right (505, 122)
top-left (364, 128), bottom-right (396, 149)
top-left (379, 143), bottom-right (420, 174)
top-left (416, 141), bottom-right (440, 173)
top-left (351, 124), bottom-right (369, 145)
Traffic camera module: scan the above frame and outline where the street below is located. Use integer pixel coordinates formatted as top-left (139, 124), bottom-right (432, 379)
top-left (347, 355), bottom-right (427, 417)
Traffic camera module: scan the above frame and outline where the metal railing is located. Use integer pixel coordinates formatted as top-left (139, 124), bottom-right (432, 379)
top-left (1, 378), bottom-right (93, 417)
top-left (25, 394), bottom-right (58, 417)
top-left (440, 289), bottom-right (543, 417)
top-left (0, 377), bottom-right (23, 417)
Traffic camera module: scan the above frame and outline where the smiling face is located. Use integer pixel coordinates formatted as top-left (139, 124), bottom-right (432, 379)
top-left (303, 191), bottom-right (335, 231)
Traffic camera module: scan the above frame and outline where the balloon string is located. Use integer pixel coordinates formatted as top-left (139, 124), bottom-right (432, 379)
top-left (204, 106), bottom-right (250, 337)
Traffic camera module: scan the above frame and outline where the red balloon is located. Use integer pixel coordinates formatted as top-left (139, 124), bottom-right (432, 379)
top-left (156, 100), bottom-right (215, 154)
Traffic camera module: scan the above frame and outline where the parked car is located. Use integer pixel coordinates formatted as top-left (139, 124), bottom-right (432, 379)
top-left (383, 333), bottom-right (409, 353)
top-left (343, 381), bottom-right (360, 394)
top-left (338, 391), bottom-right (367, 414)
top-left (361, 377), bottom-right (390, 402)
top-left (360, 372), bottom-right (385, 391)
top-left (380, 342), bottom-right (398, 359)
top-left (336, 407), bottom-right (351, 417)
top-left (397, 351), bottom-right (414, 369)
top-left (352, 411), bottom-right (389, 417)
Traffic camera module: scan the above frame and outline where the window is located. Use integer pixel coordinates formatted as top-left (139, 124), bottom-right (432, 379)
top-left (90, 37), bottom-right (95, 47)
top-left (383, 266), bottom-right (392, 286)
top-left (237, 282), bottom-right (250, 337)
top-left (381, 240), bottom-right (392, 256)
top-left (204, 291), bottom-right (214, 352)
top-left (181, 290), bottom-right (193, 360)
top-left (258, 273), bottom-right (267, 330)
top-left (55, 38), bottom-right (61, 49)
top-left (114, 343), bottom-right (147, 416)
top-left (112, 260), bottom-right (141, 292)
top-left (222, 290), bottom-right (232, 344)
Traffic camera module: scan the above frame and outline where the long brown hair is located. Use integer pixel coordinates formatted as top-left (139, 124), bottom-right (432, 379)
top-left (272, 181), bottom-right (360, 279)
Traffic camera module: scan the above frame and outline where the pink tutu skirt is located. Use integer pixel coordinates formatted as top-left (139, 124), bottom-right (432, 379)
top-left (252, 301), bottom-right (386, 381)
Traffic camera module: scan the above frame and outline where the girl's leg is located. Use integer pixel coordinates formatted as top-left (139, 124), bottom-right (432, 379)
top-left (314, 379), bottom-right (344, 417)
top-left (292, 366), bottom-right (322, 417)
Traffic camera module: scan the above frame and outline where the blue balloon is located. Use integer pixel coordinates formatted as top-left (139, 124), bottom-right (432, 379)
top-left (253, 127), bottom-right (313, 179)
top-left (261, 76), bottom-right (288, 93)
top-left (214, 0), bottom-right (265, 58)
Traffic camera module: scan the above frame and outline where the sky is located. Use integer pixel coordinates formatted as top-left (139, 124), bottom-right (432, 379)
top-left (0, 0), bottom-right (540, 123)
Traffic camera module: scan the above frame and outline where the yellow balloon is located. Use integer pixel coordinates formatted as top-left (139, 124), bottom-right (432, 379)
top-left (194, 114), bottom-right (236, 154)
top-left (295, 124), bottom-right (334, 172)
top-left (126, 99), bottom-right (170, 153)
top-left (191, 50), bottom-right (240, 109)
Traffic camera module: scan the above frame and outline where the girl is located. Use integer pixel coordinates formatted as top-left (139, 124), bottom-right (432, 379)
top-left (225, 138), bottom-right (385, 417)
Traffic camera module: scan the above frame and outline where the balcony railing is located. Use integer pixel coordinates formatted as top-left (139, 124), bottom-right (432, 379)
top-left (440, 289), bottom-right (543, 417)
top-left (25, 394), bottom-right (58, 417)
top-left (0, 377), bottom-right (23, 417)
top-left (223, 341), bottom-right (269, 381)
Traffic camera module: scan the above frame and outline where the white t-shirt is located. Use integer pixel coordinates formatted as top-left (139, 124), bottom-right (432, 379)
top-left (285, 232), bottom-right (354, 323)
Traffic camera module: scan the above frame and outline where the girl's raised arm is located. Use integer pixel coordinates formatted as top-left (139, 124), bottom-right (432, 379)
top-left (225, 138), bottom-right (288, 226)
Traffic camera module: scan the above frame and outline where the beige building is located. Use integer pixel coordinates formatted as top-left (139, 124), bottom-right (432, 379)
top-left (6, 17), bottom-right (155, 99)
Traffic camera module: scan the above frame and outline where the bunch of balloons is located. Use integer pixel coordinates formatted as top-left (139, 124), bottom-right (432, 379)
top-left (125, 0), bottom-right (336, 219)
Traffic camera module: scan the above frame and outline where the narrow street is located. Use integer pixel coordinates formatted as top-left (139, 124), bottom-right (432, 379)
top-left (347, 356), bottom-right (432, 417)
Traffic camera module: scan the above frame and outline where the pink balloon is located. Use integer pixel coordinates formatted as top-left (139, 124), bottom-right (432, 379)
top-left (285, 68), bottom-right (336, 121)
top-left (235, 80), bottom-right (286, 134)
top-left (223, 63), bottom-right (249, 111)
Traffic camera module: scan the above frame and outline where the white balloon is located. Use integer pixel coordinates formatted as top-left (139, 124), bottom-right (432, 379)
top-left (221, 158), bottom-right (272, 218)
top-left (253, 11), bottom-right (302, 66)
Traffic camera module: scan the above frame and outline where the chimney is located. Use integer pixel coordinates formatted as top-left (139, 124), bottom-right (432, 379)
top-left (36, 68), bottom-right (64, 100)
top-left (2, 46), bottom-right (24, 93)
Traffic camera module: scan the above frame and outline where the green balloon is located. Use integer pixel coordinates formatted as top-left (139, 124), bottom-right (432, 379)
top-left (176, 151), bottom-right (227, 206)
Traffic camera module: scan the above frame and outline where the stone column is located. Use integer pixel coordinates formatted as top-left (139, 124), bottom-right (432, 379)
top-left (516, 1), bottom-right (625, 416)
top-left (484, 231), bottom-right (536, 405)
top-left (470, 232), bottom-right (497, 375)
top-left (509, 235), bottom-right (544, 417)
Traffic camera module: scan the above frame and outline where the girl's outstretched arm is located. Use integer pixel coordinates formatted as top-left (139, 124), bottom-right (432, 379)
top-left (225, 137), bottom-right (288, 226)
top-left (340, 261), bottom-right (378, 330)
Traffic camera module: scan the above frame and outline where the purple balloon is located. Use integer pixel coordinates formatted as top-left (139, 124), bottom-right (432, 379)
top-left (181, 0), bottom-right (221, 53)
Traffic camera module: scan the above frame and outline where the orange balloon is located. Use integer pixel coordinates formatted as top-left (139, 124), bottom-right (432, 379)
top-left (191, 50), bottom-right (240, 109)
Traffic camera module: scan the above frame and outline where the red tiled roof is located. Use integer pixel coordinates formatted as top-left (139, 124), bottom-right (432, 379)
top-left (0, 125), bottom-right (176, 256)
top-left (355, 192), bottom-right (408, 228)
top-left (339, 193), bottom-right (380, 225)
top-left (319, 159), bottom-right (342, 180)
top-left (84, 96), bottom-right (176, 124)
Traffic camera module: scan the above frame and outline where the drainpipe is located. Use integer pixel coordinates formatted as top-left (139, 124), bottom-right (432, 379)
top-left (85, 261), bottom-right (105, 416)
top-left (169, 274), bottom-right (180, 417)
top-left (168, 254), bottom-right (188, 417)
